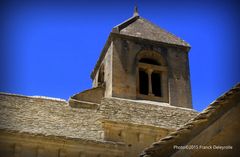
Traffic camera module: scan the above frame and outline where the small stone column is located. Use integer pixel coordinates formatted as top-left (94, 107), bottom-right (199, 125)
top-left (14, 144), bottom-right (21, 157)
top-left (147, 69), bottom-right (153, 96)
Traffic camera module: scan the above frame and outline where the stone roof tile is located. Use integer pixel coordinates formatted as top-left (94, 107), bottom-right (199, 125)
top-left (0, 93), bottom-right (104, 141)
top-left (0, 92), bottom-right (198, 149)
top-left (140, 83), bottom-right (240, 157)
top-left (0, 93), bottom-right (197, 142)
top-left (100, 97), bottom-right (198, 130)
top-left (91, 14), bottom-right (190, 79)
top-left (114, 16), bottom-right (190, 47)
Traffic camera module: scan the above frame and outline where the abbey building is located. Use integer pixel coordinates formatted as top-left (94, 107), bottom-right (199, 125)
top-left (0, 7), bottom-right (239, 157)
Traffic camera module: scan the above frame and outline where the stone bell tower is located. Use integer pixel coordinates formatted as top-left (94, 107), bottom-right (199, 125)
top-left (90, 7), bottom-right (192, 108)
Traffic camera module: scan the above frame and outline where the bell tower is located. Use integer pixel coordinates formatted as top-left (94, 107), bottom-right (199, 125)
top-left (91, 8), bottom-right (192, 108)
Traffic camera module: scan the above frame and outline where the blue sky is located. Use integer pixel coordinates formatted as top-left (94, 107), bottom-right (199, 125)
top-left (1, 0), bottom-right (239, 111)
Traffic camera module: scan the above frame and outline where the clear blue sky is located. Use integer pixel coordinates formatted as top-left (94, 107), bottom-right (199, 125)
top-left (1, 0), bottom-right (239, 111)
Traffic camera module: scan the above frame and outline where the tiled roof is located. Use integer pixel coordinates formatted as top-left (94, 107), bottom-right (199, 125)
top-left (100, 97), bottom-right (198, 130)
top-left (91, 14), bottom-right (190, 79)
top-left (0, 93), bottom-right (104, 141)
top-left (140, 83), bottom-right (240, 157)
top-left (0, 93), bottom-right (197, 143)
top-left (113, 15), bottom-right (190, 47)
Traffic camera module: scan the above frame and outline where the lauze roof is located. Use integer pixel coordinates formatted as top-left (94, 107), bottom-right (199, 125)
top-left (112, 15), bottom-right (190, 47)
top-left (140, 83), bottom-right (240, 157)
top-left (91, 12), bottom-right (190, 79)
top-left (0, 93), bottom-right (197, 143)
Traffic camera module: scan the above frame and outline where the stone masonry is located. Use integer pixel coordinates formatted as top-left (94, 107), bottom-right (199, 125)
top-left (0, 92), bottom-right (197, 157)
top-left (0, 7), bottom-right (201, 157)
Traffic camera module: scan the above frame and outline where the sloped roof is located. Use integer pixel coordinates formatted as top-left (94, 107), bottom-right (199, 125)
top-left (0, 93), bottom-right (197, 143)
top-left (91, 12), bottom-right (190, 79)
top-left (100, 97), bottom-right (198, 130)
top-left (140, 83), bottom-right (240, 157)
top-left (0, 93), bottom-right (104, 141)
top-left (112, 15), bottom-right (190, 47)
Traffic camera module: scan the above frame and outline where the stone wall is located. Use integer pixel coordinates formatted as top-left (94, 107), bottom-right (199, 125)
top-left (70, 87), bottom-right (104, 104)
top-left (98, 97), bottom-right (197, 156)
top-left (172, 103), bottom-right (240, 157)
top-left (92, 43), bottom-right (113, 98)
top-left (140, 84), bottom-right (240, 157)
top-left (0, 93), bottom-right (198, 157)
top-left (110, 36), bottom-right (192, 108)
top-left (167, 47), bottom-right (192, 108)
top-left (102, 120), bottom-right (170, 157)
top-left (0, 131), bottom-right (125, 157)
top-left (0, 93), bottom-right (125, 157)
top-left (112, 38), bottom-right (140, 99)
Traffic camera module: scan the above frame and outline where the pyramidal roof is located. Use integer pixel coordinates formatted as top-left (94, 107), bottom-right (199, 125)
top-left (91, 7), bottom-right (190, 79)
top-left (112, 7), bottom-right (190, 47)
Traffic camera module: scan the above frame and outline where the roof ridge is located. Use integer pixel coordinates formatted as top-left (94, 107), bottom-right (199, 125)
top-left (112, 6), bottom-right (141, 33)
top-left (140, 83), bottom-right (240, 157)
top-left (112, 15), bottom-right (139, 33)
top-left (107, 97), bottom-right (197, 112)
top-left (0, 92), bottom-right (67, 103)
top-left (91, 13), bottom-right (191, 79)
top-left (116, 16), bottom-right (190, 47)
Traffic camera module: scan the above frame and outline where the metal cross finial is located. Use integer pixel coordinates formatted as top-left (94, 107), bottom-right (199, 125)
top-left (133, 5), bottom-right (139, 16)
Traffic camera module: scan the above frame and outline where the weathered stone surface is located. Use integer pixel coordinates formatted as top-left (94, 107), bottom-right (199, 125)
top-left (0, 130), bottom-right (125, 157)
top-left (116, 17), bottom-right (190, 47)
top-left (91, 31), bottom-right (192, 108)
top-left (0, 92), bottom-right (198, 157)
top-left (69, 99), bottom-right (99, 109)
top-left (100, 97), bottom-right (198, 130)
top-left (2, 8), bottom-right (231, 157)
top-left (140, 83), bottom-right (240, 157)
top-left (0, 93), bottom-right (197, 141)
top-left (91, 13), bottom-right (192, 109)
top-left (0, 93), bottom-right (103, 141)
top-left (70, 86), bottom-right (104, 104)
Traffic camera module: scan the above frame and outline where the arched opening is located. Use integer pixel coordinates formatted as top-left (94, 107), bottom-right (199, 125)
top-left (139, 69), bottom-right (148, 95)
top-left (139, 58), bottom-right (160, 65)
top-left (137, 51), bottom-right (168, 102)
top-left (97, 65), bottom-right (104, 86)
top-left (151, 72), bottom-right (161, 96)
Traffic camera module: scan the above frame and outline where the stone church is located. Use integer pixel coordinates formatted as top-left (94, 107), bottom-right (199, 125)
top-left (0, 7), bottom-right (239, 157)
